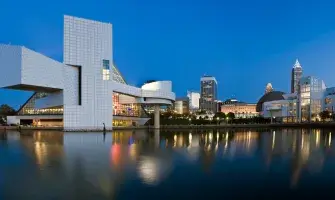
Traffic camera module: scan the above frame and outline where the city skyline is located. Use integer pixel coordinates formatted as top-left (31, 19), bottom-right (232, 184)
top-left (1, 0), bottom-right (335, 108)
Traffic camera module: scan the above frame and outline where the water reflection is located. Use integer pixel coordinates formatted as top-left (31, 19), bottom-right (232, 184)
top-left (1, 128), bottom-right (335, 199)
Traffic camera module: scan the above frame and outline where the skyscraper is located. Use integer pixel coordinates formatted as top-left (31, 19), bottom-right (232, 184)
top-left (187, 91), bottom-right (200, 110)
top-left (291, 59), bottom-right (303, 93)
top-left (199, 75), bottom-right (218, 113)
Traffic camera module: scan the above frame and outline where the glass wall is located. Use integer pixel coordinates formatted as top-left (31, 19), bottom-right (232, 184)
top-left (112, 92), bottom-right (147, 117)
top-left (18, 93), bottom-right (64, 116)
top-left (299, 77), bottom-right (324, 122)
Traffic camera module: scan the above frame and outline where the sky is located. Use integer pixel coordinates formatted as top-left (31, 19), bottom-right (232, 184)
top-left (1, 0), bottom-right (335, 108)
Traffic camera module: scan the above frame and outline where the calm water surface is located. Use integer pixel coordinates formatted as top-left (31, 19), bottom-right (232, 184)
top-left (1, 128), bottom-right (335, 199)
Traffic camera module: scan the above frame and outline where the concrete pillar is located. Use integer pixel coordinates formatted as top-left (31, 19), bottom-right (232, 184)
top-left (154, 129), bottom-right (160, 148)
top-left (154, 105), bottom-right (160, 129)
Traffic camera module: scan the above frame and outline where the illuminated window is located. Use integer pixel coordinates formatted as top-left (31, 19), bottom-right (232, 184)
top-left (103, 59), bottom-right (110, 80)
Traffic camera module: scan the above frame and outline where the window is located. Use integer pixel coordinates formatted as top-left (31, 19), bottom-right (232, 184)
top-left (102, 59), bottom-right (110, 80)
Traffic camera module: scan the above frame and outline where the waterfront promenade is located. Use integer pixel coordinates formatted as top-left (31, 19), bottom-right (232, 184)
top-left (0, 122), bottom-right (334, 131)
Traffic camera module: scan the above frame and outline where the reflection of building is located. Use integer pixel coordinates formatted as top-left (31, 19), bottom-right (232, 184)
top-left (174, 97), bottom-right (189, 114)
top-left (20, 131), bottom-right (64, 166)
top-left (1, 15), bottom-right (175, 130)
top-left (221, 98), bottom-right (258, 118)
top-left (298, 76), bottom-right (326, 122)
top-left (187, 91), bottom-right (200, 111)
top-left (199, 75), bottom-right (217, 113)
top-left (291, 59), bottom-right (303, 94)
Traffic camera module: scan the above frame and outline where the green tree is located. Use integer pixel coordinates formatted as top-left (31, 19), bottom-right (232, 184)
top-left (213, 112), bottom-right (226, 119)
top-left (227, 112), bottom-right (235, 120)
top-left (320, 111), bottom-right (331, 122)
top-left (0, 104), bottom-right (16, 116)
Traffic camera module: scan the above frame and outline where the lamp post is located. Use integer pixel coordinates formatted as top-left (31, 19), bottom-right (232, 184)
top-left (217, 117), bottom-right (220, 125)
top-left (189, 118), bottom-right (192, 125)
top-left (330, 112), bottom-right (332, 122)
top-left (226, 117), bottom-right (229, 124)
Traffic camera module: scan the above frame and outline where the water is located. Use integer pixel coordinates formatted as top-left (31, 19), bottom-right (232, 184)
top-left (0, 128), bottom-right (334, 199)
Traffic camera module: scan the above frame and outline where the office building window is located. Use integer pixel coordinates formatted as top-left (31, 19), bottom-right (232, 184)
top-left (103, 59), bottom-right (110, 80)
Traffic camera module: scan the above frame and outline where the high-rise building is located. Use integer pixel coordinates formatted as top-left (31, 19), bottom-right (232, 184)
top-left (187, 91), bottom-right (200, 110)
top-left (291, 59), bottom-right (303, 93)
top-left (199, 75), bottom-right (217, 113)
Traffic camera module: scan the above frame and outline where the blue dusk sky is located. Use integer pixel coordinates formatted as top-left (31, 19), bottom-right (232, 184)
top-left (1, 0), bottom-right (335, 108)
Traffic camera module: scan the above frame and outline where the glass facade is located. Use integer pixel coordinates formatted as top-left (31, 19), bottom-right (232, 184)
top-left (18, 92), bottom-right (64, 115)
top-left (112, 92), bottom-right (147, 118)
top-left (112, 63), bottom-right (126, 84)
top-left (299, 76), bottom-right (324, 122)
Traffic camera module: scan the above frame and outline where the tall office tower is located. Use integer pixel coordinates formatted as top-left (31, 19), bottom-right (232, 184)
top-left (187, 91), bottom-right (200, 110)
top-left (199, 75), bottom-right (218, 113)
top-left (291, 59), bottom-right (303, 93)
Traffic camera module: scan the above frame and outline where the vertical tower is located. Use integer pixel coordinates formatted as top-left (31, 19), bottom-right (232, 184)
top-left (63, 15), bottom-right (113, 130)
top-left (291, 59), bottom-right (303, 93)
top-left (187, 91), bottom-right (200, 111)
top-left (199, 75), bottom-right (217, 113)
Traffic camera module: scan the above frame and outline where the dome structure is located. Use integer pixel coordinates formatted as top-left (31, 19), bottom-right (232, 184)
top-left (256, 91), bottom-right (285, 112)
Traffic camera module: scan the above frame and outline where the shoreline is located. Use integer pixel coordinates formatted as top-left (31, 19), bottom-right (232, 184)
top-left (0, 122), bottom-right (334, 132)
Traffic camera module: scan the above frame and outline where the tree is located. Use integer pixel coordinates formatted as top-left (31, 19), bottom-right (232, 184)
top-left (0, 104), bottom-right (16, 116)
top-left (213, 112), bottom-right (226, 119)
top-left (227, 112), bottom-right (235, 120)
top-left (320, 111), bottom-right (331, 122)
top-left (196, 110), bottom-right (207, 115)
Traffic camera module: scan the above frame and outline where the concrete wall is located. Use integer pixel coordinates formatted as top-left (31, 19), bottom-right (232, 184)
top-left (21, 47), bottom-right (64, 89)
top-left (63, 15), bottom-right (113, 130)
top-left (7, 116), bottom-right (19, 125)
top-left (0, 45), bottom-right (22, 87)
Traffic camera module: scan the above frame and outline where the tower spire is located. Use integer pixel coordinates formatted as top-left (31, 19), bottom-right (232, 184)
top-left (293, 59), bottom-right (301, 68)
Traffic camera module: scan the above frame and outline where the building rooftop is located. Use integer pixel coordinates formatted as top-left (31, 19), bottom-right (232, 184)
top-left (256, 91), bottom-right (285, 112)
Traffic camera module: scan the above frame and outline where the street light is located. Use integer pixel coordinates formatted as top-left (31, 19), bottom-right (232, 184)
top-left (189, 118), bottom-right (192, 125)
top-left (217, 117), bottom-right (220, 125)
top-left (330, 113), bottom-right (333, 122)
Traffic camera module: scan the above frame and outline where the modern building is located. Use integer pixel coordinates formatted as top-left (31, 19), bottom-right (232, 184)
top-left (199, 75), bottom-right (217, 113)
top-left (221, 98), bottom-right (258, 118)
top-left (187, 91), bottom-right (200, 111)
top-left (291, 59), bottom-right (303, 94)
top-left (259, 76), bottom-right (328, 123)
top-left (174, 97), bottom-right (189, 114)
top-left (256, 91), bottom-right (286, 113)
top-left (323, 87), bottom-right (335, 113)
top-left (261, 93), bottom-right (298, 122)
top-left (1, 15), bottom-right (175, 130)
top-left (298, 76), bottom-right (326, 122)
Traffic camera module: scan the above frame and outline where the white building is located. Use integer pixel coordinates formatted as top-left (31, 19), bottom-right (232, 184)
top-left (259, 76), bottom-right (332, 122)
top-left (0, 15), bottom-right (175, 130)
top-left (187, 91), bottom-right (200, 111)
top-left (262, 93), bottom-right (298, 122)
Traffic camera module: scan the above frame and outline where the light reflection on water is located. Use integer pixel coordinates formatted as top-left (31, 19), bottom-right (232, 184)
top-left (0, 128), bottom-right (335, 199)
